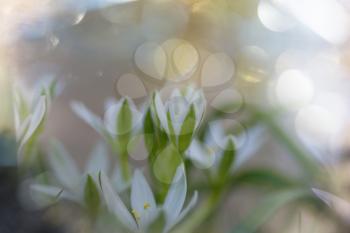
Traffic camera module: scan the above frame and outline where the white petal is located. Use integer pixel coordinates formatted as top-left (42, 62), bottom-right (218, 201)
top-left (127, 97), bottom-right (144, 133)
top-left (206, 120), bottom-right (226, 149)
top-left (192, 91), bottom-right (206, 128)
top-left (167, 96), bottom-right (190, 136)
top-left (99, 172), bottom-right (138, 231)
top-left (104, 99), bottom-right (123, 135)
top-left (71, 101), bottom-right (105, 135)
top-left (112, 167), bottom-right (131, 193)
top-left (131, 170), bottom-right (157, 230)
top-left (233, 126), bottom-right (265, 170)
top-left (186, 139), bottom-right (215, 169)
top-left (165, 191), bottom-right (198, 232)
top-left (16, 116), bottom-right (31, 141)
top-left (18, 96), bottom-right (46, 155)
top-left (30, 184), bottom-right (64, 207)
top-left (154, 92), bottom-right (169, 132)
top-left (48, 141), bottom-right (80, 191)
top-left (163, 165), bottom-right (187, 224)
top-left (184, 86), bottom-right (196, 102)
top-left (30, 184), bottom-right (64, 198)
top-left (86, 141), bottom-right (109, 175)
top-left (312, 188), bottom-right (350, 221)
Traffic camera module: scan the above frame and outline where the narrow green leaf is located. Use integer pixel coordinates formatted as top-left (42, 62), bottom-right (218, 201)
top-left (217, 138), bottom-right (236, 181)
top-left (144, 108), bottom-right (156, 154)
top-left (231, 169), bottom-right (297, 189)
top-left (84, 175), bottom-right (101, 217)
top-left (117, 99), bottom-right (133, 181)
top-left (117, 98), bottom-right (133, 138)
top-left (178, 105), bottom-right (196, 153)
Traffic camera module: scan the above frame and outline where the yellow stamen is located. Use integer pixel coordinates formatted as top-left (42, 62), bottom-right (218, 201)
top-left (143, 202), bottom-right (150, 210)
top-left (131, 209), bottom-right (140, 222)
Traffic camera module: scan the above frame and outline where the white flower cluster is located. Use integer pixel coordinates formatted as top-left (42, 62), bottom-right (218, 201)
top-left (22, 79), bottom-right (265, 233)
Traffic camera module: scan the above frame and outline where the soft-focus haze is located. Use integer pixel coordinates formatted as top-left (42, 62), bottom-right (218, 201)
top-left (1, 0), bottom-right (350, 231)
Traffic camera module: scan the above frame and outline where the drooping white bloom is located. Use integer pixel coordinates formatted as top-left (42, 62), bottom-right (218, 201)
top-left (71, 97), bottom-right (143, 140)
top-left (99, 166), bottom-right (198, 233)
top-left (152, 87), bottom-right (206, 151)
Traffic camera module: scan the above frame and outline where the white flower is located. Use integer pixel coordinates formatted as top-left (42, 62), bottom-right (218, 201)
top-left (186, 120), bottom-right (265, 172)
top-left (71, 97), bottom-right (143, 140)
top-left (152, 87), bottom-right (206, 151)
top-left (13, 77), bottom-right (61, 162)
top-left (30, 141), bottom-right (128, 205)
top-left (99, 166), bottom-right (198, 233)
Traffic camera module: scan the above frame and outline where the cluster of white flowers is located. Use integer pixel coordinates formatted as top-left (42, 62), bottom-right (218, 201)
top-left (17, 79), bottom-right (269, 233)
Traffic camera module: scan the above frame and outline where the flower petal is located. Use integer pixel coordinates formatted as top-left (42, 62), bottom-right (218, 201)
top-left (18, 96), bottom-right (46, 155)
top-left (163, 165), bottom-right (187, 225)
top-left (165, 191), bottom-right (198, 232)
top-left (186, 139), bottom-right (215, 169)
top-left (233, 126), bottom-right (265, 170)
top-left (48, 141), bottom-right (80, 191)
top-left (104, 99), bottom-right (123, 135)
top-left (71, 101), bottom-right (105, 135)
top-left (30, 184), bottom-right (65, 207)
top-left (131, 170), bottom-right (158, 230)
top-left (153, 92), bottom-right (169, 132)
top-left (206, 120), bottom-right (226, 149)
top-left (86, 141), bottom-right (109, 176)
top-left (191, 90), bottom-right (206, 128)
top-left (99, 172), bottom-right (138, 231)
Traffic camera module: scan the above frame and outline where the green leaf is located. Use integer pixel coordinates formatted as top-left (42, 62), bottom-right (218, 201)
top-left (231, 189), bottom-right (309, 233)
top-left (84, 175), bottom-right (101, 217)
top-left (117, 98), bottom-right (133, 138)
top-left (117, 99), bottom-right (133, 181)
top-left (217, 138), bottom-right (236, 182)
top-left (144, 108), bottom-right (156, 154)
top-left (231, 169), bottom-right (297, 189)
top-left (178, 105), bottom-right (196, 153)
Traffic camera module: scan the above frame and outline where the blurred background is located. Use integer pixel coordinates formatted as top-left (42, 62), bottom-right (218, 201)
top-left (1, 0), bottom-right (350, 232)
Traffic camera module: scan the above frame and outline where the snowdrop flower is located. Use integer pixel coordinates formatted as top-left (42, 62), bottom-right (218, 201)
top-left (152, 87), bottom-right (206, 152)
top-left (71, 97), bottom-right (143, 142)
top-left (71, 97), bottom-right (144, 181)
top-left (13, 77), bottom-right (61, 162)
top-left (186, 120), bottom-right (265, 173)
top-left (30, 141), bottom-right (123, 207)
top-left (99, 166), bottom-right (198, 233)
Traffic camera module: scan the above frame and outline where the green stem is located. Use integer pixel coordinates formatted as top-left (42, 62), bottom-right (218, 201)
top-left (110, 140), bottom-right (131, 183)
top-left (120, 150), bottom-right (131, 182)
